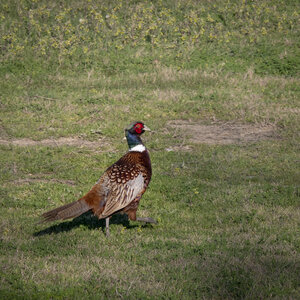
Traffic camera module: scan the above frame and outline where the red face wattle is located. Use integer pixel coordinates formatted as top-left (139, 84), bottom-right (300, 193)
top-left (134, 123), bottom-right (143, 134)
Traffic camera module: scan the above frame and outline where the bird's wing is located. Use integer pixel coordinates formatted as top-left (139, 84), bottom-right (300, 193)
top-left (99, 165), bottom-right (146, 218)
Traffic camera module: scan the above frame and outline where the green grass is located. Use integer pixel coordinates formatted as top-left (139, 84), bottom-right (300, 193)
top-left (1, 0), bottom-right (300, 298)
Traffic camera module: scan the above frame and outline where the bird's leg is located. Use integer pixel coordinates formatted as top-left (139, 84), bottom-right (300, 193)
top-left (105, 217), bottom-right (110, 237)
top-left (136, 217), bottom-right (157, 224)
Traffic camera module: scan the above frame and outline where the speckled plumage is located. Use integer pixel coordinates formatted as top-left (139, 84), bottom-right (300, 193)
top-left (40, 122), bottom-right (155, 236)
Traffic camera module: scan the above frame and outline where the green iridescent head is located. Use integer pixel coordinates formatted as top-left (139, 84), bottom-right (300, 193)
top-left (125, 121), bottom-right (151, 149)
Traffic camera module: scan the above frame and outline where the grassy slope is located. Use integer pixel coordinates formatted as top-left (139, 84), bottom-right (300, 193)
top-left (1, 0), bottom-right (300, 298)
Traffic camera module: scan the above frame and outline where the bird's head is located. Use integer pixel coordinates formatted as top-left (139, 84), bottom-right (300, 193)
top-left (125, 121), bottom-right (151, 136)
top-left (125, 121), bottom-right (151, 150)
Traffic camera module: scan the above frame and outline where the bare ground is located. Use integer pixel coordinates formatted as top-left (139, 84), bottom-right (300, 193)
top-left (0, 137), bottom-right (109, 149)
top-left (11, 178), bottom-right (77, 186)
top-left (168, 120), bottom-right (277, 145)
top-left (0, 121), bottom-right (277, 152)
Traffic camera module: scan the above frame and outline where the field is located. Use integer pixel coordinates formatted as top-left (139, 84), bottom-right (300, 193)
top-left (1, 0), bottom-right (300, 298)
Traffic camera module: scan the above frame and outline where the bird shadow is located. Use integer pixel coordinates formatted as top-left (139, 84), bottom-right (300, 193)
top-left (33, 212), bottom-right (152, 237)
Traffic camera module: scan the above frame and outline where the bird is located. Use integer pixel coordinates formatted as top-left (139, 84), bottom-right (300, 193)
top-left (40, 121), bottom-right (156, 236)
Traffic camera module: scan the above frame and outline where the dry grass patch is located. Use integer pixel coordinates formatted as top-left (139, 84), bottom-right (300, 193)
top-left (122, 66), bottom-right (216, 87)
top-left (168, 120), bottom-right (276, 145)
top-left (152, 89), bottom-right (184, 102)
top-left (219, 74), bottom-right (300, 122)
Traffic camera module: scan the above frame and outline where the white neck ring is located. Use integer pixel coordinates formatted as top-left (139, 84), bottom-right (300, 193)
top-left (129, 144), bottom-right (146, 152)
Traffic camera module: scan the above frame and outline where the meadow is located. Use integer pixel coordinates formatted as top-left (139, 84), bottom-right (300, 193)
top-left (1, 0), bottom-right (300, 298)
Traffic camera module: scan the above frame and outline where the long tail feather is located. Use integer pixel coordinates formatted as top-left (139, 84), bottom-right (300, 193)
top-left (39, 199), bottom-right (91, 223)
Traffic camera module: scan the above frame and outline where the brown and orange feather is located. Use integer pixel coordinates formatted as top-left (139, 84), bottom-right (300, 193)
top-left (40, 150), bottom-right (151, 223)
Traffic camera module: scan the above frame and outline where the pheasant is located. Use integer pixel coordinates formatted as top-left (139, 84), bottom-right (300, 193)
top-left (40, 121), bottom-right (156, 236)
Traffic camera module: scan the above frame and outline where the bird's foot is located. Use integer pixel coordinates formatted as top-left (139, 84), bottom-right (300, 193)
top-left (136, 217), bottom-right (157, 224)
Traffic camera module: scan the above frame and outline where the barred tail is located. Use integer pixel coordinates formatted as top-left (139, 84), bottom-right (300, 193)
top-left (39, 199), bottom-right (91, 223)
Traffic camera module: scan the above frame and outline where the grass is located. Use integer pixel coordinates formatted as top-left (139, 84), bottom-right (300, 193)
top-left (1, 0), bottom-right (300, 298)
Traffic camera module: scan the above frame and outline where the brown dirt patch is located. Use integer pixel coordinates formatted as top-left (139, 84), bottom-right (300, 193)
top-left (4, 173), bottom-right (77, 186)
top-left (168, 120), bottom-right (276, 145)
top-left (0, 137), bottom-right (108, 149)
top-left (12, 178), bottom-right (76, 186)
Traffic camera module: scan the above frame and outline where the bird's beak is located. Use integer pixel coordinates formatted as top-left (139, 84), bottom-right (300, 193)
top-left (143, 125), bottom-right (151, 132)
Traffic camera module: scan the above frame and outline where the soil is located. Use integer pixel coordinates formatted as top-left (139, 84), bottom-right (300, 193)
top-left (12, 178), bottom-right (77, 186)
top-left (0, 137), bottom-right (108, 149)
top-left (168, 120), bottom-right (276, 145)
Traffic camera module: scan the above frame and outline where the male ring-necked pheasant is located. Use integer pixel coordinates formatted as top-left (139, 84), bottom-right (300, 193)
top-left (40, 121), bottom-right (156, 236)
